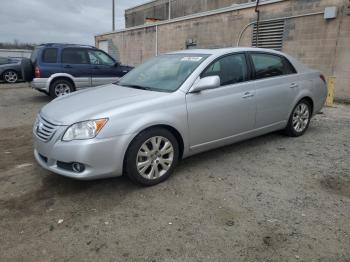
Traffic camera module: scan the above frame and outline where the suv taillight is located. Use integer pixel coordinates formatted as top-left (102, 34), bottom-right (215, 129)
top-left (320, 74), bottom-right (326, 84)
top-left (35, 66), bottom-right (41, 78)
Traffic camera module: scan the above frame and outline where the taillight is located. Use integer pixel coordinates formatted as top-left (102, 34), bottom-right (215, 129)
top-left (35, 66), bottom-right (41, 78)
top-left (320, 74), bottom-right (326, 84)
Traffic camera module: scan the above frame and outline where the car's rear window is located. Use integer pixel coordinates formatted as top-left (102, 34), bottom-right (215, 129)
top-left (42, 48), bottom-right (58, 63)
top-left (30, 47), bottom-right (40, 63)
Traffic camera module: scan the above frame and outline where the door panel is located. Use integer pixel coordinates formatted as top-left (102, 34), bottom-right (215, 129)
top-left (88, 50), bottom-right (122, 86)
top-left (249, 52), bottom-right (299, 128)
top-left (254, 75), bottom-right (299, 127)
top-left (61, 48), bottom-right (91, 88)
top-left (186, 82), bottom-right (256, 148)
top-left (186, 53), bottom-right (256, 148)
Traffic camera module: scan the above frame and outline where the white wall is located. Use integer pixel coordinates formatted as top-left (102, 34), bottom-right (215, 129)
top-left (0, 49), bottom-right (32, 58)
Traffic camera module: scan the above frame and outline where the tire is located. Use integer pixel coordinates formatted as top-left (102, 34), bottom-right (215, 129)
top-left (125, 128), bottom-right (179, 186)
top-left (49, 79), bottom-right (74, 99)
top-left (21, 58), bottom-right (34, 82)
top-left (3, 70), bottom-right (19, 83)
top-left (284, 99), bottom-right (312, 137)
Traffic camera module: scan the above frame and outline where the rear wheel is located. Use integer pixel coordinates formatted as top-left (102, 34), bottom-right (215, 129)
top-left (125, 128), bottom-right (179, 186)
top-left (49, 79), bottom-right (74, 99)
top-left (285, 99), bottom-right (312, 137)
top-left (3, 70), bottom-right (18, 83)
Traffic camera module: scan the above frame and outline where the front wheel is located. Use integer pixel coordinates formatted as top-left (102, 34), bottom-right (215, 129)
top-left (3, 70), bottom-right (19, 83)
top-left (49, 79), bottom-right (74, 99)
top-left (125, 128), bottom-right (179, 186)
top-left (284, 99), bottom-right (312, 137)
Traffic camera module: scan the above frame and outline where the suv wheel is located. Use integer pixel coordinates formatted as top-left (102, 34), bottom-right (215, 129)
top-left (3, 70), bottom-right (18, 83)
top-left (49, 79), bottom-right (74, 98)
top-left (125, 128), bottom-right (179, 186)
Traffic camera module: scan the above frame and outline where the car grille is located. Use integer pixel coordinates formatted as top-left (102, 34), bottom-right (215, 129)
top-left (35, 116), bottom-right (58, 142)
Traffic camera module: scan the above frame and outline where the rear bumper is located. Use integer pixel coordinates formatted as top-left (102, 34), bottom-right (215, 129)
top-left (31, 78), bottom-right (49, 92)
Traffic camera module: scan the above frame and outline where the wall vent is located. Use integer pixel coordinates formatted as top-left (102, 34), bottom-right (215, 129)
top-left (252, 19), bottom-right (285, 50)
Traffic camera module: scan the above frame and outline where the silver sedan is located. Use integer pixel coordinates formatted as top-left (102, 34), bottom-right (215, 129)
top-left (33, 47), bottom-right (327, 185)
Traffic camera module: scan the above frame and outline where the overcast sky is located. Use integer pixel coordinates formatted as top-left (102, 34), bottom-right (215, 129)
top-left (0, 0), bottom-right (147, 45)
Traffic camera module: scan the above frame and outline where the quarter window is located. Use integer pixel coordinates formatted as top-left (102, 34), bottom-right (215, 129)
top-left (42, 48), bottom-right (58, 63)
top-left (250, 53), bottom-right (296, 79)
top-left (62, 48), bottom-right (89, 64)
top-left (202, 54), bottom-right (248, 86)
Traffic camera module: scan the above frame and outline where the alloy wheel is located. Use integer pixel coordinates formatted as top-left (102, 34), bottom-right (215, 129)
top-left (4, 71), bottom-right (18, 83)
top-left (54, 83), bottom-right (71, 97)
top-left (136, 136), bottom-right (174, 180)
top-left (292, 102), bottom-right (310, 133)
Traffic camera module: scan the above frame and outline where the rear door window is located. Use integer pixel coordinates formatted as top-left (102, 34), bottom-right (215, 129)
top-left (42, 48), bottom-right (58, 63)
top-left (62, 48), bottom-right (89, 64)
top-left (201, 53), bottom-right (248, 86)
top-left (250, 53), bottom-right (296, 79)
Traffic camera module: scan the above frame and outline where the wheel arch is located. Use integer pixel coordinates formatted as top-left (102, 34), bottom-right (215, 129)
top-left (49, 76), bottom-right (76, 90)
top-left (301, 96), bottom-right (314, 115)
top-left (289, 94), bottom-right (315, 119)
top-left (122, 124), bottom-right (185, 173)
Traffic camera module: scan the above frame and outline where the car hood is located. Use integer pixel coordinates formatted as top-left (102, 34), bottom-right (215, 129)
top-left (40, 84), bottom-right (168, 125)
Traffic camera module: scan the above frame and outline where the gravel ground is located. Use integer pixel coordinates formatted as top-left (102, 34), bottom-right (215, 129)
top-left (0, 83), bottom-right (349, 262)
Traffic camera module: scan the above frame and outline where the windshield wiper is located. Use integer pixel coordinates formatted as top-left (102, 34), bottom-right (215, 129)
top-left (118, 84), bottom-right (152, 91)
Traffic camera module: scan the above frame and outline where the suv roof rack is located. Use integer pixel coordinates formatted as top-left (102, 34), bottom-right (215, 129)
top-left (37, 43), bottom-right (96, 48)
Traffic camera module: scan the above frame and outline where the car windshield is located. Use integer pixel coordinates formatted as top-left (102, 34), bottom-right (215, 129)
top-left (117, 54), bottom-right (209, 92)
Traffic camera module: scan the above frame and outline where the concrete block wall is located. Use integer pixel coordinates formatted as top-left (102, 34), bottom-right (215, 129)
top-left (125, 0), bottom-right (254, 28)
top-left (97, 0), bottom-right (350, 101)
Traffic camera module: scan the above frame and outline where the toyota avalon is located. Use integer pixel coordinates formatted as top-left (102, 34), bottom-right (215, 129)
top-left (33, 47), bottom-right (327, 186)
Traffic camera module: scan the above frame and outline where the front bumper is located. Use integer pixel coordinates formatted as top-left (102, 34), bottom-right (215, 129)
top-left (31, 78), bottom-right (49, 92)
top-left (33, 128), bottom-right (132, 180)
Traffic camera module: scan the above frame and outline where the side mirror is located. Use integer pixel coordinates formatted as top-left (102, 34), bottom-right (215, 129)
top-left (114, 62), bottom-right (120, 67)
top-left (190, 76), bottom-right (220, 93)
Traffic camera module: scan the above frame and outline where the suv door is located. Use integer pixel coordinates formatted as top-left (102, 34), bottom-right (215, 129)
top-left (61, 48), bottom-right (92, 88)
top-left (186, 53), bottom-right (256, 151)
top-left (248, 52), bottom-right (298, 128)
top-left (88, 49), bottom-right (121, 86)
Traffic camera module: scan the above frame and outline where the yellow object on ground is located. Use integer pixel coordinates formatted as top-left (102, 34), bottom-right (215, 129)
top-left (325, 76), bottom-right (336, 107)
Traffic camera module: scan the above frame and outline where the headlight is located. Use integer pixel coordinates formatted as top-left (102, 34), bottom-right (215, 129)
top-left (62, 118), bottom-right (108, 141)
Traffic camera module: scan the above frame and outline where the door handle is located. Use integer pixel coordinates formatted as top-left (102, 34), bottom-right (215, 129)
top-left (242, 92), bottom-right (254, 99)
top-left (64, 65), bottom-right (72, 69)
top-left (290, 82), bottom-right (299, 88)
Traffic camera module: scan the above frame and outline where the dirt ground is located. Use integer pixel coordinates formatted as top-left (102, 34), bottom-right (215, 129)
top-left (0, 83), bottom-right (349, 262)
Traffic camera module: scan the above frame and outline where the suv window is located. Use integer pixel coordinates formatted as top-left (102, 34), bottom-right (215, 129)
top-left (62, 48), bottom-right (89, 64)
top-left (30, 48), bottom-right (40, 63)
top-left (250, 53), bottom-right (296, 79)
top-left (42, 48), bottom-right (58, 63)
top-left (88, 50), bottom-right (115, 66)
top-left (202, 53), bottom-right (248, 86)
top-left (0, 57), bottom-right (9, 65)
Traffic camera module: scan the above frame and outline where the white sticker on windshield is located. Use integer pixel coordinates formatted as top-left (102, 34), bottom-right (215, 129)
top-left (181, 57), bottom-right (203, 62)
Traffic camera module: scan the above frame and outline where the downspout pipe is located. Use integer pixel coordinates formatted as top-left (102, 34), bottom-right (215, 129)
top-left (155, 25), bottom-right (158, 56)
top-left (236, 11), bottom-right (325, 46)
top-left (255, 0), bottom-right (260, 47)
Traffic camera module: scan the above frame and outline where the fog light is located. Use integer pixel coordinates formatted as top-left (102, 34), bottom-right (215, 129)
top-left (72, 162), bottom-right (85, 173)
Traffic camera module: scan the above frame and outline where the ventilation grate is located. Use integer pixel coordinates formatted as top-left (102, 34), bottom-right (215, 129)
top-left (252, 20), bottom-right (285, 50)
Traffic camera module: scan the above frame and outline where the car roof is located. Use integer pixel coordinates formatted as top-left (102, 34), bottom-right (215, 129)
top-left (168, 47), bottom-right (287, 56)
